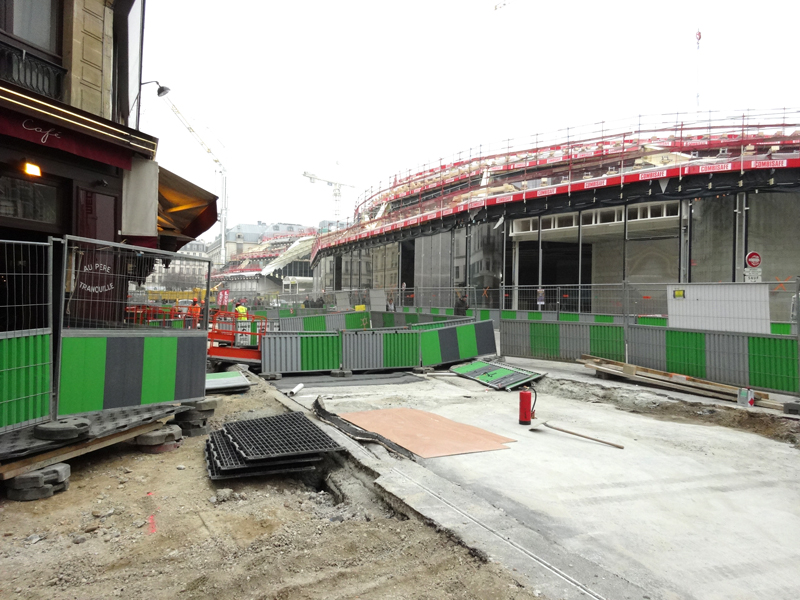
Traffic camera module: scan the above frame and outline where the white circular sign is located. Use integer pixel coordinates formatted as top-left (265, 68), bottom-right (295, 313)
top-left (745, 252), bottom-right (762, 268)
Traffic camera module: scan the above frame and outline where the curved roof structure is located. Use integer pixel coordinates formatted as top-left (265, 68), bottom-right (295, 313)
top-left (311, 109), bottom-right (800, 264)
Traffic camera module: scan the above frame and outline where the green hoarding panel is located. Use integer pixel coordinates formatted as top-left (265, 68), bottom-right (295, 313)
top-left (445, 308), bottom-right (454, 316)
top-left (770, 323), bottom-right (792, 336)
top-left (403, 306), bottom-right (410, 313)
top-left (384, 333), bottom-right (419, 368)
top-left (590, 326), bottom-right (625, 362)
top-left (456, 325), bottom-right (478, 360)
top-left (0, 334), bottom-right (50, 428)
top-left (405, 313), bottom-right (419, 324)
top-left (501, 310), bottom-right (517, 320)
top-left (279, 309), bottom-right (294, 318)
top-left (451, 360), bottom-right (490, 374)
top-left (141, 337), bottom-right (178, 405)
top-left (748, 336), bottom-right (799, 393)
top-left (558, 313), bottom-right (579, 322)
top-left (382, 312), bottom-right (395, 328)
top-left (430, 307), bottom-right (440, 314)
top-left (594, 314), bottom-right (615, 323)
top-left (466, 309), bottom-right (474, 317)
top-left (420, 330), bottom-right (442, 366)
top-left (528, 311), bottom-right (542, 320)
top-left (59, 337), bottom-right (106, 415)
top-left (303, 315), bottom-right (326, 331)
top-left (638, 316), bottom-right (668, 327)
top-left (665, 330), bottom-right (706, 379)
top-left (480, 310), bottom-right (490, 321)
top-left (345, 312), bottom-right (369, 329)
top-left (300, 336), bottom-right (340, 371)
top-left (530, 323), bottom-right (559, 359)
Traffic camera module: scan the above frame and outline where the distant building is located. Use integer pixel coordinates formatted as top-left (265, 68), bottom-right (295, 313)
top-left (207, 222), bottom-right (314, 268)
top-left (318, 220), bottom-right (347, 233)
top-left (146, 241), bottom-right (208, 290)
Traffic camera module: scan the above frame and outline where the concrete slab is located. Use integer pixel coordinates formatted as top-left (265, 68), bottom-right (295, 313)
top-left (279, 361), bottom-right (800, 600)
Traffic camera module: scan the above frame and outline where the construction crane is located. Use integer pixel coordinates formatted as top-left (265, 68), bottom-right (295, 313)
top-left (161, 96), bottom-right (229, 266)
top-left (302, 171), bottom-right (354, 223)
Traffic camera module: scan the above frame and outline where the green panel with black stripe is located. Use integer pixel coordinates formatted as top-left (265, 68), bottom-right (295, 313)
top-left (419, 321), bottom-right (496, 367)
top-left (58, 333), bottom-right (207, 416)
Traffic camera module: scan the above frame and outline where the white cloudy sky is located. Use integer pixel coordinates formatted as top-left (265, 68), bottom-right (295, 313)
top-left (139, 0), bottom-right (799, 241)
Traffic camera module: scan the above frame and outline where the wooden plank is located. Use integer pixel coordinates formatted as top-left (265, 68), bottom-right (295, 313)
top-left (0, 422), bottom-right (161, 481)
top-left (580, 354), bottom-right (770, 399)
top-left (585, 363), bottom-right (782, 410)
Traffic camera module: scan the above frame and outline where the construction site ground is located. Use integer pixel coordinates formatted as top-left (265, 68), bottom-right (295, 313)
top-left (1, 357), bottom-right (799, 600)
top-left (0, 374), bottom-right (543, 600)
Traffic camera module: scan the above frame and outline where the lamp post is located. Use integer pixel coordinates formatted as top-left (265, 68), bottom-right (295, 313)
top-left (130, 80), bottom-right (170, 129)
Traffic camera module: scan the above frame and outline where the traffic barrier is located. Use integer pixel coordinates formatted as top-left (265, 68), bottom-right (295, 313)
top-left (259, 320), bottom-right (496, 373)
top-left (500, 318), bottom-right (799, 394)
top-left (58, 331), bottom-right (207, 416)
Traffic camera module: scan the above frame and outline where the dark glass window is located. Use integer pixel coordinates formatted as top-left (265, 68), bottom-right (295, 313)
top-left (0, 175), bottom-right (59, 224)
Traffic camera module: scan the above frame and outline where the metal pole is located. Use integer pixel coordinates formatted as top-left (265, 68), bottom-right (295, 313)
top-left (622, 202), bottom-right (628, 282)
top-left (512, 239), bottom-right (519, 310)
top-left (796, 276), bottom-right (800, 397)
top-left (578, 211), bottom-right (583, 313)
top-left (537, 217), bottom-right (543, 311)
top-left (501, 217), bottom-right (507, 310)
top-left (623, 278), bottom-right (629, 363)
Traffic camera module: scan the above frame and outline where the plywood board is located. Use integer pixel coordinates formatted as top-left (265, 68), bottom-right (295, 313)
top-left (340, 407), bottom-right (515, 458)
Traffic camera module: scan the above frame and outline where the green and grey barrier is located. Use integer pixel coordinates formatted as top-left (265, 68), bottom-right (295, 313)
top-left (501, 318), bottom-right (799, 394)
top-left (58, 331), bottom-right (207, 416)
top-left (260, 320), bottom-right (497, 374)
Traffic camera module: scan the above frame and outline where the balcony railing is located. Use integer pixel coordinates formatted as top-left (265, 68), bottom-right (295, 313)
top-left (0, 39), bottom-right (66, 101)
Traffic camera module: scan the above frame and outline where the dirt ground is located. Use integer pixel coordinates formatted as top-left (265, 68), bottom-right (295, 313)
top-left (0, 380), bottom-right (544, 600)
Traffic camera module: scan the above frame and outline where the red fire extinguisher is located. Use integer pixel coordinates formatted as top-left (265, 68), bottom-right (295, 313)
top-left (519, 388), bottom-right (538, 425)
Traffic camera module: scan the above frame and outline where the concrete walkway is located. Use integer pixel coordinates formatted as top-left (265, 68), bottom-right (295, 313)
top-left (274, 362), bottom-right (800, 600)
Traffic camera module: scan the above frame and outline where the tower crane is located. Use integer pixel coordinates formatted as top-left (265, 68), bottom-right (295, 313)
top-left (161, 96), bottom-right (229, 266)
top-left (302, 171), bottom-right (354, 224)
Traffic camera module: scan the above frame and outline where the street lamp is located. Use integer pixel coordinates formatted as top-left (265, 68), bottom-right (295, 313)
top-left (129, 80), bottom-right (170, 129)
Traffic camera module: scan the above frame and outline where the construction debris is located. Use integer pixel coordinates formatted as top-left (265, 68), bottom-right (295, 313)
top-left (580, 355), bottom-right (783, 410)
top-left (450, 359), bottom-right (545, 390)
top-left (205, 371), bottom-right (252, 394)
top-left (531, 422), bottom-right (625, 449)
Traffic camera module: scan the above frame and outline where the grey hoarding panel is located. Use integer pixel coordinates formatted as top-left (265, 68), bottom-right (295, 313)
top-left (705, 332), bottom-right (749, 388)
top-left (559, 323), bottom-right (590, 360)
top-left (500, 320), bottom-right (531, 358)
top-left (542, 311), bottom-right (558, 322)
top-left (325, 313), bottom-right (347, 331)
top-left (628, 326), bottom-right (667, 372)
top-left (341, 331), bottom-right (384, 371)
top-left (335, 292), bottom-right (350, 311)
top-left (279, 316), bottom-right (303, 332)
top-left (262, 334), bottom-right (302, 373)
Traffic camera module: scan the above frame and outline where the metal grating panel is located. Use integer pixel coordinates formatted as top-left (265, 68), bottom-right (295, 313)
top-left (208, 430), bottom-right (323, 471)
top-left (223, 412), bottom-right (343, 461)
top-left (204, 440), bottom-right (316, 481)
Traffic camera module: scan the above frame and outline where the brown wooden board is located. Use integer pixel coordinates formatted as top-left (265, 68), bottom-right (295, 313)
top-left (0, 422), bottom-right (160, 480)
top-left (340, 407), bottom-right (515, 458)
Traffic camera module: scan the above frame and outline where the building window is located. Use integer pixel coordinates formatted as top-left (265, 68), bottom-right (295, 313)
top-left (0, 174), bottom-right (59, 225)
top-left (0, 0), bottom-right (62, 56)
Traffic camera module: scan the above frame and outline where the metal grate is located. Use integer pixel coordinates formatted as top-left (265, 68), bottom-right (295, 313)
top-left (204, 438), bottom-right (316, 481)
top-left (208, 430), bottom-right (323, 471)
top-left (223, 412), bottom-right (343, 461)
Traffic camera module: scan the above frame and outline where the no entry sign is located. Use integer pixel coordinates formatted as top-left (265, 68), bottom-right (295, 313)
top-left (745, 252), bottom-right (762, 268)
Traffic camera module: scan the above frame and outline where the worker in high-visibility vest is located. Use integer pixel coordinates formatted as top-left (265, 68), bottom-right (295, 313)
top-left (235, 301), bottom-right (248, 321)
top-left (188, 297), bottom-right (201, 328)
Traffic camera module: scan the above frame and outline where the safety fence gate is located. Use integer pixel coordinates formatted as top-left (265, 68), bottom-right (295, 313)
top-left (0, 239), bottom-right (54, 433)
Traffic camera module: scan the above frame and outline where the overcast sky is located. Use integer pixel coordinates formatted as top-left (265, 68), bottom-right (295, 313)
top-left (139, 0), bottom-right (800, 242)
